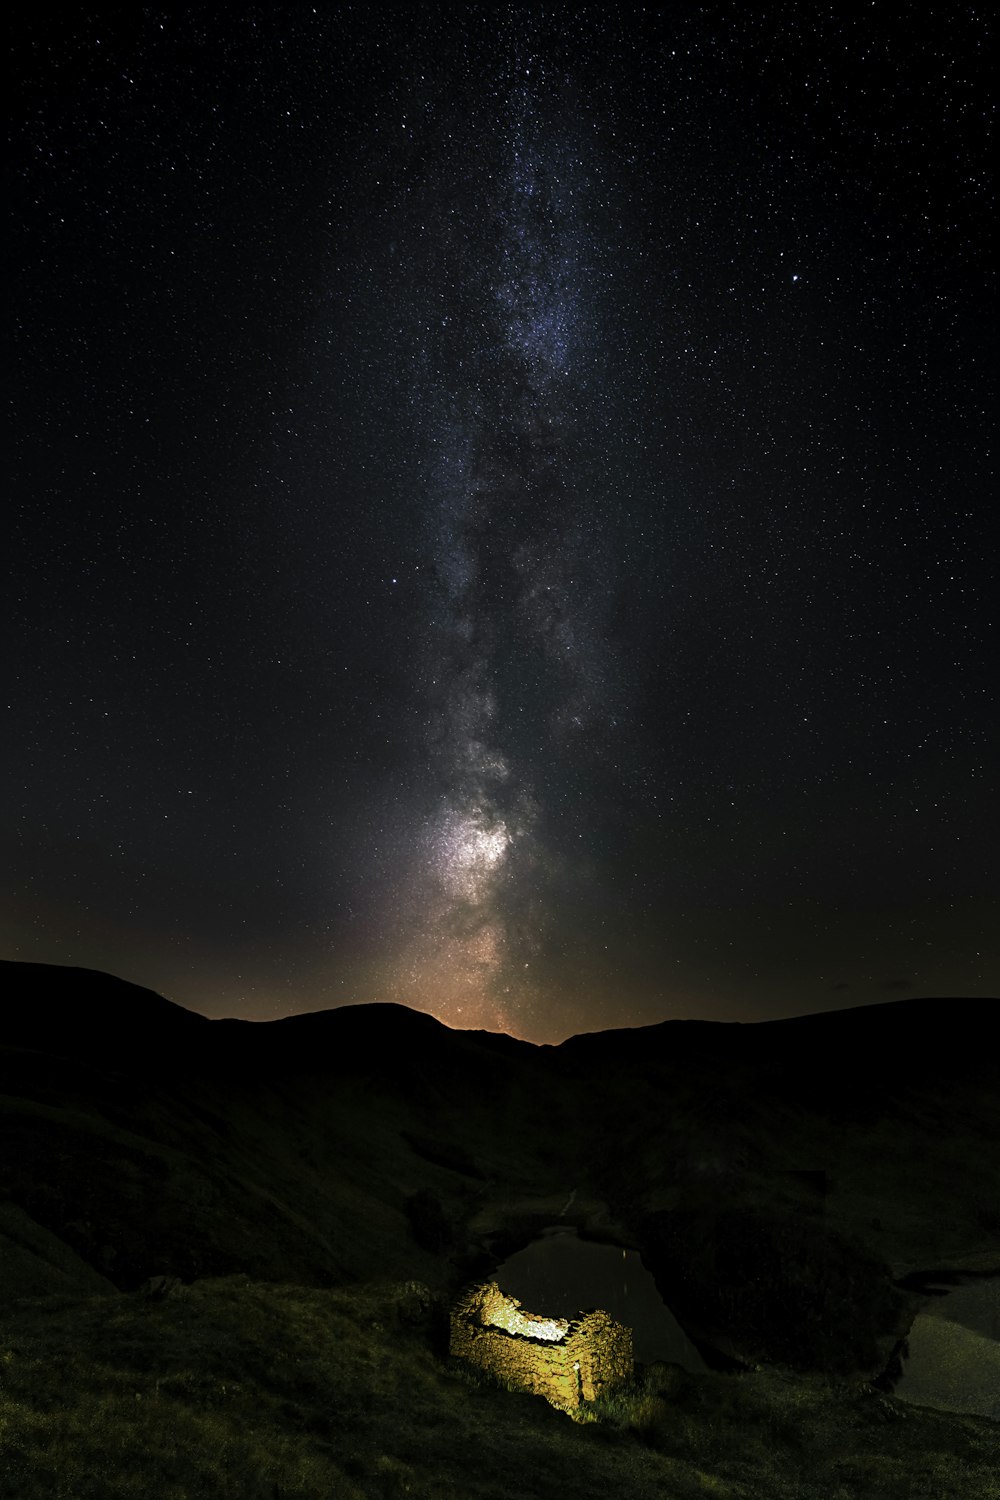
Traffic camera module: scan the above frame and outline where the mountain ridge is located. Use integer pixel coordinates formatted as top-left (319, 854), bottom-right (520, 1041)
top-left (4, 958), bottom-right (996, 1067)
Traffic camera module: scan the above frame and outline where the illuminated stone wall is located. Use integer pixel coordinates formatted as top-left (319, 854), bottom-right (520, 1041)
top-left (450, 1281), bottom-right (633, 1413)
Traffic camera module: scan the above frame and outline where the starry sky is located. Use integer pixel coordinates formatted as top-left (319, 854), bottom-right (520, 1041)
top-left (8, 5), bottom-right (996, 1042)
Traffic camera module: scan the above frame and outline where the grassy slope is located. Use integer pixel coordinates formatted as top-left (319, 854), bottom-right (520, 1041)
top-left (2, 1278), bottom-right (997, 1500)
top-left (0, 984), bottom-right (569, 1302)
top-left (1, 966), bottom-right (998, 1496)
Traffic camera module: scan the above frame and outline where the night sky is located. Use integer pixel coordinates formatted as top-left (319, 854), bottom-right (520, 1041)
top-left (8, 5), bottom-right (996, 1042)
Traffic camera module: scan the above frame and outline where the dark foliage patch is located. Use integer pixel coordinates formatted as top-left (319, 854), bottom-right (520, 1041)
top-left (405, 1190), bottom-right (455, 1254)
top-left (641, 1205), bottom-right (906, 1373)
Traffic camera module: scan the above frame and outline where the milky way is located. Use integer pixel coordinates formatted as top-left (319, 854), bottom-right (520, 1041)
top-left (8, 7), bottom-right (996, 1038)
top-left (387, 82), bottom-right (620, 1035)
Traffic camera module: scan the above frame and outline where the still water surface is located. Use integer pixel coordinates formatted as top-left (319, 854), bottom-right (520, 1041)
top-left (493, 1225), bottom-right (706, 1370)
top-left (894, 1279), bottom-right (999, 1422)
top-left (497, 1233), bottom-right (998, 1417)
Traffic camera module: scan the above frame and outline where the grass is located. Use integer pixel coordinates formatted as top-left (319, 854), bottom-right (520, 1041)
top-left (0, 1039), bottom-right (574, 1306)
top-left (2, 1278), bottom-right (997, 1500)
top-left (586, 1359), bottom-right (1000, 1497)
top-left (3, 984), bottom-right (998, 1495)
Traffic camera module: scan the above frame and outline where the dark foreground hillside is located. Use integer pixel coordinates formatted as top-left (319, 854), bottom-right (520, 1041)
top-left (2, 962), bottom-right (998, 1498)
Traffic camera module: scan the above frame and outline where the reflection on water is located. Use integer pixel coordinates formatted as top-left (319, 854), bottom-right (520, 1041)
top-left (894, 1279), bottom-right (1000, 1422)
top-left (493, 1225), bottom-right (706, 1369)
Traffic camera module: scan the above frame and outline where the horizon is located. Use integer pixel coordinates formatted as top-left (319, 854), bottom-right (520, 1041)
top-left (7, 957), bottom-right (994, 1050)
top-left (8, 7), bottom-right (995, 1044)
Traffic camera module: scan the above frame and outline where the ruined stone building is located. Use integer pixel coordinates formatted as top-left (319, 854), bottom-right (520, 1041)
top-left (450, 1281), bottom-right (633, 1414)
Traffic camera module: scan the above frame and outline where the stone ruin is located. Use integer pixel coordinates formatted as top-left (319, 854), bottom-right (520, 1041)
top-left (450, 1280), bottom-right (633, 1414)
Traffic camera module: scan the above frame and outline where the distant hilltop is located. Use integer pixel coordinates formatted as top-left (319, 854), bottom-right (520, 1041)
top-left (2, 959), bottom-right (996, 1087)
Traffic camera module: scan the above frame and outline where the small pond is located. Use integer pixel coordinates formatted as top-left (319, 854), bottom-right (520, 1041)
top-left (894, 1278), bottom-right (1000, 1422)
top-left (493, 1224), bottom-right (706, 1370)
